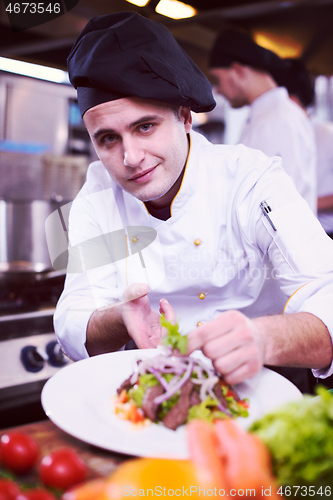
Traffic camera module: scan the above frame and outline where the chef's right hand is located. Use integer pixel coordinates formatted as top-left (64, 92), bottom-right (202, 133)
top-left (121, 283), bottom-right (176, 349)
top-left (186, 310), bottom-right (265, 385)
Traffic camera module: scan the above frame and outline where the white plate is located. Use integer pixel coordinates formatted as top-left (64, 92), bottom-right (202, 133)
top-left (41, 349), bottom-right (302, 459)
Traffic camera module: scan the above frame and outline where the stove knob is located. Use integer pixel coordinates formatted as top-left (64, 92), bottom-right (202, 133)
top-left (20, 345), bottom-right (45, 372)
top-left (46, 341), bottom-right (68, 367)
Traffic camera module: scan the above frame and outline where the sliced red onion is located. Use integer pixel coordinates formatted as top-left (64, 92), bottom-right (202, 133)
top-left (161, 363), bottom-right (187, 375)
top-left (217, 403), bottom-right (233, 417)
top-left (126, 350), bottom-right (236, 418)
top-left (153, 359), bottom-right (194, 405)
top-left (130, 371), bottom-right (139, 385)
top-left (168, 374), bottom-right (181, 387)
top-left (139, 354), bottom-right (189, 376)
top-left (207, 387), bottom-right (233, 417)
top-left (192, 357), bottom-right (216, 377)
top-left (129, 359), bottom-right (141, 385)
top-left (192, 365), bottom-right (204, 380)
top-left (192, 378), bottom-right (205, 385)
top-left (160, 367), bottom-right (183, 374)
top-left (138, 354), bottom-right (169, 374)
top-left (199, 375), bottom-right (219, 401)
top-left (149, 367), bottom-right (169, 391)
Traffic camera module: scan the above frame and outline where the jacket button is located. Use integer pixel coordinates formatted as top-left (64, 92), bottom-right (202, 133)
top-left (194, 239), bottom-right (201, 246)
top-left (131, 236), bottom-right (138, 243)
top-left (198, 293), bottom-right (206, 300)
top-left (197, 321), bottom-right (203, 326)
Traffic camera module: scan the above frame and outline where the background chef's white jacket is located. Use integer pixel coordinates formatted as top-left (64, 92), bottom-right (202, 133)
top-left (312, 118), bottom-right (333, 234)
top-left (54, 130), bottom-right (333, 378)
top-left (240, 87), bottom-right (317, 214)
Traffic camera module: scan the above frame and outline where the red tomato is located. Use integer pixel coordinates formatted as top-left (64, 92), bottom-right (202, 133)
top-left (39, 448), bottom-right (88, 490)
top-left (0, 479), bottom-right (21, 500)
top-left (0, 432), bottom-right (39, 475)
top-left (17, 489), bottom-right (57, 500)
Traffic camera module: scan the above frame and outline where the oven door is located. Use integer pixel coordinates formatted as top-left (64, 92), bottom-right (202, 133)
top-left (0, 308), bottom-right (71, 428)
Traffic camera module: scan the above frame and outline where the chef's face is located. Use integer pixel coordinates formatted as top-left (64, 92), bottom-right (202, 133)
top-left (83, 97), bottom-right (192, 208)
top-left (210, 67), bottom-right (248, 109)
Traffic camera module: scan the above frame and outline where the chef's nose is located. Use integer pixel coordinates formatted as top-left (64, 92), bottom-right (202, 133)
top-left (123, 138), bottom-right (145, 168)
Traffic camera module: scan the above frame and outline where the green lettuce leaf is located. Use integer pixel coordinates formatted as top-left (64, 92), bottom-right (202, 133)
top-left (128, 373), bottom-right (176, 408)
top-left (188, 395), bottom-right (237, 423)
top-left (158, 393), bottom-right (180, 420)
top-left (249, 386), bottom-right (333, 490)
top-left (128, 373), bottom-right (158, 407)
top-left (160, 314), bottom-right (187, 354)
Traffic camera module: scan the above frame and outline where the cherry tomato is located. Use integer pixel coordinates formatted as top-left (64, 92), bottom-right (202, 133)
top-left (0, 432), bottom-right (39, 475)
top-left (39, 448), bottom-right (88, 490)
top-left (0, 479), bottom-right (21, 500)
top-left (17, 489), bottom-right (57, 500)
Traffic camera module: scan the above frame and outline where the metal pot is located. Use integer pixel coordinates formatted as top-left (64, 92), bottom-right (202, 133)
top-left (0, 151), bottom-right (88, 285)
top-left (0, 199), bottom-right (63, 274)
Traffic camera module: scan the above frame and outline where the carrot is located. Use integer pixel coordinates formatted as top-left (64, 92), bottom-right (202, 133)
top-left (214, 420), bottom-right (279, 499)
top-left (187, 419), bottom-right (227, 490)
top-left (243, 433), bottom-right (281, 500)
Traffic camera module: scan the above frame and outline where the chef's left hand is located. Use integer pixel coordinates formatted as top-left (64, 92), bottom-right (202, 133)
top-left (122, 283), bottom-right (177, 349)
top-left (186, 310), bottom-right (265, 385)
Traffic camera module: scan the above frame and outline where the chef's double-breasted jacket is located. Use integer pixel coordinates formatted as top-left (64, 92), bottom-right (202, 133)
top-left (54, 131), bottom-right (333, 378)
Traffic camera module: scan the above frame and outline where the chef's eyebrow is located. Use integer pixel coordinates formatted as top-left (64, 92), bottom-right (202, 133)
top-left (93, 115), bottom-right (162, 140)
top-left (130, 115), bottom-right (161, 128)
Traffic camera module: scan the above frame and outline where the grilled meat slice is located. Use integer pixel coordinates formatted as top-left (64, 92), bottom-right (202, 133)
top-left (116, 375), bottom-right (133, 395)
top-left (214, 382), bottom-right (229, 409)
top-left (141, 384), bottom-right (164, 421)
top-left (162, 380), bottom-right (194, 431)
top-left (189, 386), bottom-right (201, 407)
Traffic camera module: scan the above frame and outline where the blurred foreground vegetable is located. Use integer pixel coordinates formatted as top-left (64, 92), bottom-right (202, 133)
top-left (17, 488), bottom-right (57, 500)
top-left (188, 419), bottom-right (280, 499)
top-left (250, 386), bottom-right (333, 490)
top-left (187, 419), bottom-right (227, 489)
top-left (39, 448), bottom-right (88, 490)
top-left (0, 434), bottom-right (89, 499)
top-left (0, 478), bottom-right (21, 500)
top-left (63, 419), bottom-right (279, 500)
top-left (0, 432), bottom-right (39, 475)
top-left (62, 458), bottom-right (209, 500)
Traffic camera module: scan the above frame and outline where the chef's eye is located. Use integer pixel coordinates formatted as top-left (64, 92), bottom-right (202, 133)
top-left (139, 123), bottom-right (153, 133)
top-left (100, 133), bottom-right (118, 145)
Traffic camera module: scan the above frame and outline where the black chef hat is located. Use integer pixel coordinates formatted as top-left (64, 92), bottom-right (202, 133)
top-left (209, 28), bottom-right (285, 82)
top-left (67, 11), bottom-right (216, 116)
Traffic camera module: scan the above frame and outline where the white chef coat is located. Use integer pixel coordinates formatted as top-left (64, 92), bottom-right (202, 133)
top-left (54, 130), bottom-right (333, 378)
top-left (312, 118), bottom-right (333, 233)
top-left (240, 87), bottom-right (317, 214)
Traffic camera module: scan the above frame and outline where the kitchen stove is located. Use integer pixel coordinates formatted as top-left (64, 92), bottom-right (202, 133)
top-left (0, 273), bottom-right (71, 428)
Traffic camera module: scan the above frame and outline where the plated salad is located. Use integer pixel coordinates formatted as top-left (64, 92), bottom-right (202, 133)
top-left (115, 317), bottom-right (249, 430)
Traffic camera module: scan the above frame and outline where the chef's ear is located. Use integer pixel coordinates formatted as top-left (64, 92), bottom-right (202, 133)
top-left (231, 61), bottom-right (248, 78)
top-left (179, 106), bottom-right (192, 133)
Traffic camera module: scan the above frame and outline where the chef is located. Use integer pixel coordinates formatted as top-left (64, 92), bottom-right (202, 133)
top-left (54, 12), bottom-right (333, 392)
top-left (209, 28), bottom-right (317, 215)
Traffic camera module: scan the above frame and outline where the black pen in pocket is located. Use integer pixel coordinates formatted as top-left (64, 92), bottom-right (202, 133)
top-left (260, 201), bottom-right (277, 231)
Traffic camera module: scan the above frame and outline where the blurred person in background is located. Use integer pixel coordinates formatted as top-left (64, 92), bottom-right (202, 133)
top-left (275, 58), bottom-right (333, 239)
top-left (209, 29), bottom-right (317, 214)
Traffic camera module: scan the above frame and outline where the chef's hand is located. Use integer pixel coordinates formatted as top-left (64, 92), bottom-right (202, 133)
top-left (186, 310), bottom-right (265, 385)
top-left (122, 283), bottom-right (177, 349)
